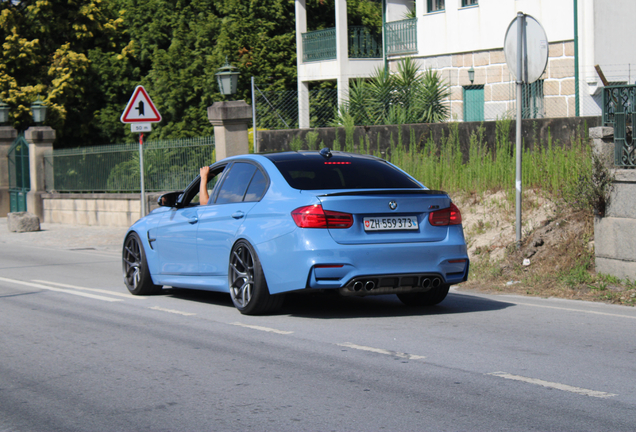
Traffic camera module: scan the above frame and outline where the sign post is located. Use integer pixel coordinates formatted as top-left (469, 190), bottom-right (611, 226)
top-left (120, 86), bottom-right (162, 217)
top-left (504, 13), bottom-right (548, 247)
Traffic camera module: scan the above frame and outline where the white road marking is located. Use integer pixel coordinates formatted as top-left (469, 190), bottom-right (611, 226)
top-left (32, 280), bottom-right (145, 300)
top-left (0, 276), bottom-right (122, 303)
top-left (488, 372), bottom-right (617, 399)
top-left (507, 301), bottom-right (636, 320)
top-left (148, 306), bottom-right (196, 316)
top-left (337, 342), bottom-right (426, 360)
top-left (230, 322), bottom-right (293, 335)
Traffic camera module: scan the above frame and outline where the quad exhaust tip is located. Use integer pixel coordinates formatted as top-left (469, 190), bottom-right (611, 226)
top-left (349, 276), bottom-right (442, 292)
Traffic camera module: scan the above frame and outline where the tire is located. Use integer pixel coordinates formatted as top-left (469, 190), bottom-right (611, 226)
top-left (228, 240), bottom-right (283, 315)
top-left (122, 232), bottom-right (162, 295)
top-left (397, 284), bottom-right (450, 307)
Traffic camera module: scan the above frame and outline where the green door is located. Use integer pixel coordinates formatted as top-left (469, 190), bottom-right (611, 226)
top-left (8, 134), bottom-right (30, 212)
top-left (464, 86), bottom-right (484, 122)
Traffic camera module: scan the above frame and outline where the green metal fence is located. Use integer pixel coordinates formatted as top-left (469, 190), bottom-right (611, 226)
top-left (603, 84), bottom-right (636, 167)
top-left (302, 28), bottom-right (336, 62)
top-left (8, 133), bottom-right (30, 211)
top-left (384, 18), bottom-right (417, 55)
top-left (47, 136), bottom-right (215, 193)
top-left (348, 26), bottom-right (382, 58)
top-left (302, 26), bottom-right (382, 62)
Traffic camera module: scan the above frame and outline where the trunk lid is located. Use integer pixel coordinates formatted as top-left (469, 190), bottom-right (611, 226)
top-left (315, 189), bottom-right (451, 245)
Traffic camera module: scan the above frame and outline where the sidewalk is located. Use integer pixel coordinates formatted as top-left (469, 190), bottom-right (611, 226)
top-left (0, 218), bottom-right (129, 253)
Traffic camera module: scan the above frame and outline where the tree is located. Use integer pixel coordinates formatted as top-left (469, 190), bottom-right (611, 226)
top-left (0, 0), bottom-right (123, 144)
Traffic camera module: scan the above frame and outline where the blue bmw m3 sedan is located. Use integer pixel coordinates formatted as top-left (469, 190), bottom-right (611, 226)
top-left (122, 149), bottom-right (469, 314)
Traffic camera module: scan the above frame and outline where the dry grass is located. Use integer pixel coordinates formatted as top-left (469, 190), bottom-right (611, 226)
top-left (455, 190), bottom-right (636, 306)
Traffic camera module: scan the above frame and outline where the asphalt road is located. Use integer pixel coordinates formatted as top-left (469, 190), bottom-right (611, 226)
top-left (1, 220), bottom-right (635, 431)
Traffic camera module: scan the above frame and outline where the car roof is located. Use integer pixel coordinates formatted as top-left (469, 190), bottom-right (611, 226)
top-left (263, 150), bottom-right (386, 163)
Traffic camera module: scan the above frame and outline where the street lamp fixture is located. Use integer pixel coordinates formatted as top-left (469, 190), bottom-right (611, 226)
top-left (215, 58), bottom-right (240, 95)
top-left (0, 99), bottom-right (9, 125)
top-left (31, 96), bottom-right (47, 125)
top-left (468, 67), bottom-right (475, 84)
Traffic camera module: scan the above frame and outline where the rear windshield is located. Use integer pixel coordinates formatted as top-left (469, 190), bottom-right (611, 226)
top-left (268, 154), bottom-right (421, 190)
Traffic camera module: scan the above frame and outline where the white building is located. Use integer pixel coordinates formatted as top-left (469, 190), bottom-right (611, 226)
top-left (295, 0), bottom-right (636, 126)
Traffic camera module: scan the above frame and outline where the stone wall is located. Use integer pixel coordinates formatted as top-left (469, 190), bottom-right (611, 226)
top-left (591, 127), bottom-right (636, 280)
top-left (396, 41), bottom-right (577, 121)
top-left (41, 193), bottom-right (165, 227)
top-left (259, 116), bottom-right (601, 160)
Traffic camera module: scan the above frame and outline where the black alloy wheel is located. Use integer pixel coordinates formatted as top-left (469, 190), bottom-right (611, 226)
top-left (122, 232), bottom-right (162, 295)
top-left (229, 240), bottom-right (283, 315)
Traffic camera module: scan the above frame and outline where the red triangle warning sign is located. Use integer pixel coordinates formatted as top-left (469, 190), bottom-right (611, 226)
top-left (120, 86), bottom-right (162, 123)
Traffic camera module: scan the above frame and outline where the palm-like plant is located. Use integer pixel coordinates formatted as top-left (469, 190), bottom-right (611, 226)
top-left (334, 58), bottom-right (449, 126)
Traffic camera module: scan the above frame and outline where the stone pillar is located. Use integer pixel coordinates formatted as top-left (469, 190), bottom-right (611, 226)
top-left (25, 126), bottom-right (55, 221)
top-left (295, 0), bottom-right (310, 129)
top-left (298, 81), bottom-right (310, 129)
top-left (0, 126), bottom-right (18, 217)
top-left (335, 0), bottom-right (349, 108)
top-left (591, 126), bottom-right (636, 280)
top-left (207, 101), bottom-right (251, 161)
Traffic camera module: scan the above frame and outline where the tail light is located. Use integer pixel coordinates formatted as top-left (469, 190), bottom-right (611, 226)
top-left (292, 205), bottom-right (353, 229)
top-left (429, 203), bottom-right (462, 226)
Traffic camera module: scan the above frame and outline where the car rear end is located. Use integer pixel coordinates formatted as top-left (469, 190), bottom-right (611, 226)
top-left (261, 150), bottom-right (469, 297)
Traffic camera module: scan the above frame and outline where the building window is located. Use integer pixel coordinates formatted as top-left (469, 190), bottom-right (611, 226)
top-left (464, 86), bottom-right (484, 122)
top-left (427, 0), bottom-right (444, 13)
top-left (462, 0), bottom-right (478, 7)
top-left (522, 80), bottom-right (544, 119)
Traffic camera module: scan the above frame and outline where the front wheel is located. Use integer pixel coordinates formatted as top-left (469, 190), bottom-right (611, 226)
top-left (397, 284), bottom-right (450, 307)
top-left (228, 240), bottom-right (283, 315)
top-left (122, 232), bottom-right (162, 295)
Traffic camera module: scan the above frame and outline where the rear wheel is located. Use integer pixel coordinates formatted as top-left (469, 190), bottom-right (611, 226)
top-left (229, 240), bottom-right (283, 315)
top-left (122, 232), bottom-right (162, 295)
top-left (397, 284), bottom-right (450, 307)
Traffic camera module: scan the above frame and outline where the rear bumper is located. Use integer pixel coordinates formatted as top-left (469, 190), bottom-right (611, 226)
top-left (255, 226), bottom-right (469, 295)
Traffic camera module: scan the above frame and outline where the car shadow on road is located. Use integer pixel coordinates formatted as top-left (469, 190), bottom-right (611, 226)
top-left (282, 291), bottom-right (515, 319)
top-left (162, 287), bottom-right (235, 307)
top-left (159, 287), bottom-right (515, 319)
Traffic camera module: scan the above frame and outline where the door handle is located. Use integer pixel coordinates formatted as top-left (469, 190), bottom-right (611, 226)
top-left (232, 211), bottom-right (245, 219)
top-left (188, 217), bottom-right (198, 224)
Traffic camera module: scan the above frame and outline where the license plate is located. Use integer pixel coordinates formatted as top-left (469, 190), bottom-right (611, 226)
top-left (363, 216), bottom-right (418, 231)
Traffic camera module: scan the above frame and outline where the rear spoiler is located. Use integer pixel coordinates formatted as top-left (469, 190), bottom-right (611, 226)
top-left (317, 189), bottom-right (447, 197)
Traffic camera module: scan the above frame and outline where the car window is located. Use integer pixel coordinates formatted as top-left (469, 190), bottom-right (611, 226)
top-left (244, 169), bottom-right (267, 202)
top-left (181, 165), bottom-right (225, 206)
top-left (270, 156), bottom-right (420, 190)
top-left (215, 162), bottom-right (257, 204)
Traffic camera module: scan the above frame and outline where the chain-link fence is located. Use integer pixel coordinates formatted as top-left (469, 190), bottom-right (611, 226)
top-left (254, 86), bottom-right (337, 130)
top-left (46, 136), bottom-right (215, 193)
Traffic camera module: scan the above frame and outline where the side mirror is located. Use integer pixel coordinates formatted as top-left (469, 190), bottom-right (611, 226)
top-left (158, 191), bottom-right (182, 208)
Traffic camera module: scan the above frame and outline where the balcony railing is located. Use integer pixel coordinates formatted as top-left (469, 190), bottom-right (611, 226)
top-left (302, 26), bottom-right (382, 62)
top-left (302, 28), bottom-right (337, 62)
top-left (603, 85), bottom-right (636, 167)
top-left (384, 18), bottom-right (417, 55)
top-left (348, 26), bottom-right (382, 59)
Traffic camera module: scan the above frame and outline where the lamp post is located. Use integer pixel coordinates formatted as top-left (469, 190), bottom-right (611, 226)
top-left (25, 95), bottom-right (54, 221)
top-left (215, 59), bottom-right (240, 95)
top-left (468, 67), bottom-right (475, 84)
top-left (208, 58), bottom-right (251, 161)
top-left (0, 99), bottom-right (9, 125)
top-left (31, 96), bottom-right (47, 125)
